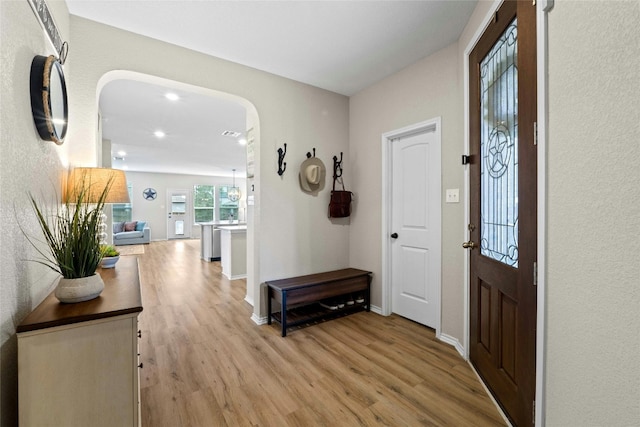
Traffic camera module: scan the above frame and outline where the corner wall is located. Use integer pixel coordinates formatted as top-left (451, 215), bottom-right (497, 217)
top-left (545, 1), bottom-right (640, 424)
top-left (349, 42), bottom-right (465, 339)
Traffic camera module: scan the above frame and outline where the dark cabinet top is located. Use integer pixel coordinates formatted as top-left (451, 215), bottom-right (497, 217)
top-left (17, 256), bottom-right (143, 333)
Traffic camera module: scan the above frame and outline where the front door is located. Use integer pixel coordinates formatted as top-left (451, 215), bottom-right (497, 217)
top-left (391, 122), bottom-right (441, 328)
top-left (468, 1), bottom-right (537, 425)
top-left (167, 189), bottom-right (191, 239)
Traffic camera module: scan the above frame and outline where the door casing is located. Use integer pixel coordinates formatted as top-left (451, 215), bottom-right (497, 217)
top-left (381, 117), bottom-right (442, 337)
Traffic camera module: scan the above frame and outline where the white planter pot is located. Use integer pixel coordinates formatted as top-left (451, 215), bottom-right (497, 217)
top-left (55, 274), bottom-right (104, 303)
top-left (101, 255), bottom-right (120, 269)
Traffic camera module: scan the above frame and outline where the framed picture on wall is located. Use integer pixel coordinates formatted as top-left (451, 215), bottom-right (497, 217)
top-left (246, 127), bottom-right (255, 179)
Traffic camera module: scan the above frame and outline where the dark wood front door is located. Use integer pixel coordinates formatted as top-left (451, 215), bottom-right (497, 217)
top-left (468, 1), bottom-right (537, 425)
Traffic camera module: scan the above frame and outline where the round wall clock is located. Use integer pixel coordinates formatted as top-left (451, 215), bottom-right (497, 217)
top-left (30, 55), bottom-right (68, 145)
top-left (143, 188), bottom-right (157, 200)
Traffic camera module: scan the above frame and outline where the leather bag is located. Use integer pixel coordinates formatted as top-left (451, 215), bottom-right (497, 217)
top-left (329, 190), bottom-right (352, 218)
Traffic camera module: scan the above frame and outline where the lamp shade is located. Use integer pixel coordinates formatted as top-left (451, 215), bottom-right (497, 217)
top-left (66, 167), bottom-right (130, 204)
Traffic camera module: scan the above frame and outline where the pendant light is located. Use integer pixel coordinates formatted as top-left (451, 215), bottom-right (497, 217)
top-left (228, 169), bottom-right (241, 202)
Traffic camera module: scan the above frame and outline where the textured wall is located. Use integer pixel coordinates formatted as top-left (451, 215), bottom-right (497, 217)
top-left (546, 1), bottom-right (640, 424)
top-left (349, 43), bottom-right (464, 338)
top-left (0, 1), bottom-right (70, 424)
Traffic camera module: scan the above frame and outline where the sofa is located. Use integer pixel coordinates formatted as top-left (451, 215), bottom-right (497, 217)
top-left (113, 220), bottom-right (150, 246)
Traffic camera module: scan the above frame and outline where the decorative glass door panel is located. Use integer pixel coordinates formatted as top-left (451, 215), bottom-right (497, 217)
top-left (480, 19), bottom-right (518, 268)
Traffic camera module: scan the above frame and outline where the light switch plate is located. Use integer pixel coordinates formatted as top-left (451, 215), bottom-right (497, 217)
top-left (446, 188), bottom-right (460, 203)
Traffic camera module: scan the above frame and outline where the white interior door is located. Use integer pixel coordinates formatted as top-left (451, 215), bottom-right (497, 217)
top-left (167, 189), bottom-right (191, 239)
top-left (391, 127), bottom-right (441, 328)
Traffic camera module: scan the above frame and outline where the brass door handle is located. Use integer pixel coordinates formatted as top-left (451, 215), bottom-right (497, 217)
top-left (462, 241), bottom-right (477, 249)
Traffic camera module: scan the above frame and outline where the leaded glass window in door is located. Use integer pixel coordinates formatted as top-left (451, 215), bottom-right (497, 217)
top-left (480, 19), bottom-right (518, 267)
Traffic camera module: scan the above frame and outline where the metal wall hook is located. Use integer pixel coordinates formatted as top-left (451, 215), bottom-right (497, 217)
top-left (277, 143), bottom-right (287, 176)
top-left (333, 152), bottom-right (343, 180)
top-left (306, 147), bottom-right (316, 159)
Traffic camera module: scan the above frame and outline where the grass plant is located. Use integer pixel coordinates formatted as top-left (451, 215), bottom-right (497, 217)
top-left (24, 173), bottom-right (114, 279)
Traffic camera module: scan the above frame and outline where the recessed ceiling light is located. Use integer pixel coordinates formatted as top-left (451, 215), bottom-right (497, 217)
top-left (154, 130), bottom-right (166, 138)
top-left (117, 150), bottom-right (126, 156)
top-left (238, 137), bottom-right (247, 146)
top-left (165, 92), bottom-right (179, 101)
top-left (222, 130), bottom-right (241, 138)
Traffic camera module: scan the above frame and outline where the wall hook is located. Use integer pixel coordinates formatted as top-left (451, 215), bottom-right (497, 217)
top-left (306, 147), bottom-right (316, 159)
top-left (333, 152), bottom-right (343, 180)
top-left (277, 143), bottom-right (287, 176)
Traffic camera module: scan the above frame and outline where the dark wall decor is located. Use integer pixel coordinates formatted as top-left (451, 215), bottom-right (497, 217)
top-left (277, 143), bottom-right (287, 176)
top-left (143, 188), bottom-right (157, 201)
top-left (30, 55), bottom-right (68, 145)
top-left (329, 152), bottom-right (352, 218)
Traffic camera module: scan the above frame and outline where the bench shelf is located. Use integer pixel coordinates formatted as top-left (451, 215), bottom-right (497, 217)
top-left (266, 268), bottom-right (372, 336)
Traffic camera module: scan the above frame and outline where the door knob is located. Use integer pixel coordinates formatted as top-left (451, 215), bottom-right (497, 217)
top-left (462, 241), bottom-right (477, 249)
top-left (390, 233), bottom-right (398, 239)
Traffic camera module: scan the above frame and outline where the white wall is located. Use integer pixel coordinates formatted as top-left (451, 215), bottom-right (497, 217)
top-left (68, 17), bottom-right (350, 319)
top-left (349, 43), bottom-right (464, 339)
top-left (0, 1), bottom-right (70, 425)
top-left (545, 1), bottom-right (640, 424)
top-left (123, 171), bottom-right (247, 240)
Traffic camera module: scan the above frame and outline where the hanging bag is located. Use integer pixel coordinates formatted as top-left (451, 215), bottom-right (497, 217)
top-left (328, 153), bottom-right (352, 218)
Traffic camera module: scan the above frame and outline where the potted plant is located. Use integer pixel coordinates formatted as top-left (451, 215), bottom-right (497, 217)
top-left (23, 172), bottom-right (114, 303)
top-left (100, 244), bottom-right (120, 268)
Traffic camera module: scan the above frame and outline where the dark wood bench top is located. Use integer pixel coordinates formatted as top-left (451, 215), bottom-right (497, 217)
top-left (266, 268), bottom-right (372, 291)
top-left (17, 256), bottom-right (143, 333)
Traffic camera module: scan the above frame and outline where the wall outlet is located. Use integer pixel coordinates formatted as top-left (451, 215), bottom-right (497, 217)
top-left (445, 188), bottom-right (460, 203)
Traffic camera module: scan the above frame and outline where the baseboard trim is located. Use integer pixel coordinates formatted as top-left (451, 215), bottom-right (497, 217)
top-left (438, 333), bottom-right (466, 359)
top-left (244, 295), bottom-right (254, 307)
top-left (467, 360), bottom-right (513, 427)
top-left (370, 304), bottom-right (383, 315)
top-left (251, 313), bottom-right (268, 325)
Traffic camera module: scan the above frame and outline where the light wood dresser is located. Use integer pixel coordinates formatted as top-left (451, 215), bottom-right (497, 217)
top-left (17, 257), bottom-right (143, 427)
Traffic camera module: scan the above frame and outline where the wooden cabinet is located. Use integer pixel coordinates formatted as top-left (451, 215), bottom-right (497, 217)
top-left (17, 257), bottom-right (143, 427)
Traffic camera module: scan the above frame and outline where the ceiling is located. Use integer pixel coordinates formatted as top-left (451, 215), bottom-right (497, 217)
top-left (68, 0), bottom-right (477, 177)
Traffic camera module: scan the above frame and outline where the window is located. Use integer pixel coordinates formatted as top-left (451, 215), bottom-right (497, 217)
top-left (194, 185), bottom-right (214, 223)
top-left (219, 186), bottom-right (239, 220)
top-left (112, 183), bottom-right (133, 222)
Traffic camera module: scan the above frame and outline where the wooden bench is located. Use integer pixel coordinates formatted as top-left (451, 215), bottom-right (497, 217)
top-left (266, 268), bottom-right (372, 336)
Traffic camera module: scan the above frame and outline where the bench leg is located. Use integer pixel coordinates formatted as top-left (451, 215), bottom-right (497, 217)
top-left (267, 291), bottom-right (272, 325)
top-left (281, 292), bottom-right (287, 337)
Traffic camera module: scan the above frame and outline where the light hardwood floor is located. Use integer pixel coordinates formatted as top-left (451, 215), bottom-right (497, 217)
top-left (136, 240), bottom-right (506, 426)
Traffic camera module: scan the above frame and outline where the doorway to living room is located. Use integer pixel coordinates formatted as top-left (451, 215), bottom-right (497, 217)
top-left (96, 70), bottom-right (260, 306)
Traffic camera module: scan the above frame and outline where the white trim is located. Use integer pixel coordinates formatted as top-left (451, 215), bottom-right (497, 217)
top-left (251, 313), bottom-right (267, 325)
top-left (369, 304), bottom-right (383, 316)
top-left (438, 333), bottom-right (465, 358)
top-left (463, 0), bottom-right (547, 425)
top-left (467, 361), bottom-right (514, 427)
top-left (380, 117), bottom-right (442, 336)
top-left (535, 1), bottom-right (552, 425)
top-left (244, 295), bottom-right (254, 307)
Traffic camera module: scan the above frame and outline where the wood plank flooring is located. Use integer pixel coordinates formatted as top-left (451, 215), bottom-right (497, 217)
top-left (136, 240), bottom-right (506, 426)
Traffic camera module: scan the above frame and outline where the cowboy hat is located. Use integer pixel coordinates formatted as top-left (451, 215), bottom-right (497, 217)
top-left (299, 156), bottom-right (326, 193)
